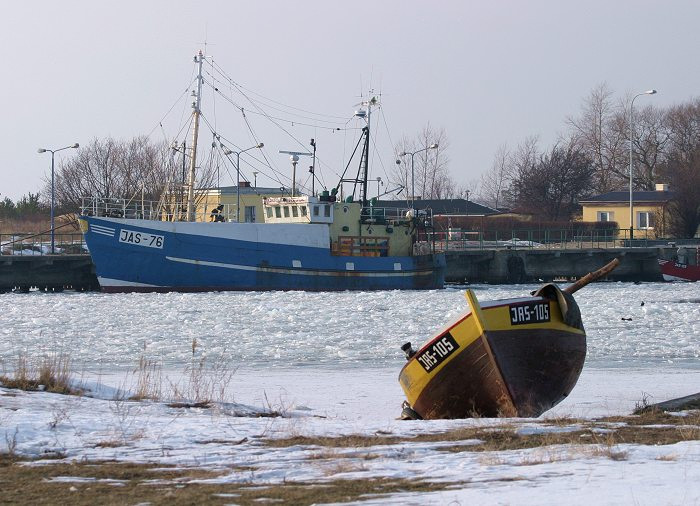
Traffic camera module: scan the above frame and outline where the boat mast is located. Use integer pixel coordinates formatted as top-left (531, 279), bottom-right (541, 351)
top-left (186, 51), bottom-right (204, 222)
top-left (360, 95), bottom-right (376, 207)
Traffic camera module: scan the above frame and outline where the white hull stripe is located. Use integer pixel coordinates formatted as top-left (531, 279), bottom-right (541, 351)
top-left (92, 229), bottom-right (115, 237)
top-left (165, 256), bottom-right (431, 278)
top-left (90, 223), bottom-right (114, 236)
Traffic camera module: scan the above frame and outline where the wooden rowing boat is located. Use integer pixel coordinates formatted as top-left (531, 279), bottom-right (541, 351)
top-left (398, 259), bottom-right (620, 419)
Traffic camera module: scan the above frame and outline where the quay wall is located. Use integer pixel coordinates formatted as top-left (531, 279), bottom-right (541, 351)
top-left (0, 255), bottom-right (99, 292)
top-left (444, 247), bottom-right (674, 284)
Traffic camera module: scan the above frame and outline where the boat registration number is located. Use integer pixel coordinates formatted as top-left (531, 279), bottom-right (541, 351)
top-left (416, 334), bottom-right (460, 373)
top-left (118, 229), bottom-right (164, 249)
top-left (509, 301), bottom-right (550, 325)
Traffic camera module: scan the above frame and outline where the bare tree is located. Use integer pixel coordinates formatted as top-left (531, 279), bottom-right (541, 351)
top-left (567, 83), bottom-right (628, 193)
top-left (506, 141), bottom-right (594, 220)
top-left (48, 136), bottom-right (218, 212)
top-left (479, 143), bottom-right (512, 209)
top-left (657, 100), bottom-right (700, 237)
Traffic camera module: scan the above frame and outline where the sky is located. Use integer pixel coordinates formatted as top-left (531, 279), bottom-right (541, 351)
top-left (1, 0), bottom-right (699, 202)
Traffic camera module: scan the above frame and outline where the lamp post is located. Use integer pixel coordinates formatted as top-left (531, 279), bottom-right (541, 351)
top-left (252, 171), bottom-right (259, 189)
top-left (375, 177), bottom-right (383, 199)
top-left (37, 143), bottom-right (79, 254)
top-left (222, 143), bottom-right (264, 222)
top-left (398, 143), bottom-right (438, 210)
top-left (629, 89), bottom-right (657, 241)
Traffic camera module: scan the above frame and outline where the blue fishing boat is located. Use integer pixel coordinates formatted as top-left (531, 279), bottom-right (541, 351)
top-left (79, 52), bottom-right (445, 292)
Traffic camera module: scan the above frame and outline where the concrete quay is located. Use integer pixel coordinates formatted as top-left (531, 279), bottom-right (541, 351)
top-left (0, 255), bottom-right (99, 292)
top-left (444, 246), bottom-right (673, 284)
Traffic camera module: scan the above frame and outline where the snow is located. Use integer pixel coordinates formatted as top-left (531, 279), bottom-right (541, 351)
top-left (1, 282), bottom-right (700, 503)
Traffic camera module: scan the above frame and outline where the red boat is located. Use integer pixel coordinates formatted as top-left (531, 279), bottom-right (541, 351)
top-left (658, 259), bottom-right (700, 282)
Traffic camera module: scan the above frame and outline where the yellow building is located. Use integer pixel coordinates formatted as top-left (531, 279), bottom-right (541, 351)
top-left (579, 184), bottom-right (674, 238)
top-left (194, 183), bottom-right (287, 223)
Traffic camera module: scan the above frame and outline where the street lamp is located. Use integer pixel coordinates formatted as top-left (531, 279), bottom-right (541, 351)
top-left (37, 143), bottom-right (79, 254)
top-left (222, 143), bottom-right (264, 222)
top-left (375, 176), bottom-right (383, 199)
top-left (629, 89), bottom-right (657, 242)
top-left (397, 143), bottom-right (438, 210)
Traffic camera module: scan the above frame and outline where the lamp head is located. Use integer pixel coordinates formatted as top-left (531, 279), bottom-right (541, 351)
top-left (256, 143), bottom-right (264, 148)
top-left (71, 143), bottom-right (79, 149)
top-left (646, 89), bottom-right (657, 95)
top-left (398, 151), bottom-right (407, 157)
top-left (429, 143), bottom-right (439, 149)
top-left (223, 148), bottom-right (233, 155)
top-left (37, 148), bottom-right (47, 153)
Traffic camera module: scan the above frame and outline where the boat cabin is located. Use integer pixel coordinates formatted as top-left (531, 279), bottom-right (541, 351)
top-left (262, 195), bottom-right (420, 257)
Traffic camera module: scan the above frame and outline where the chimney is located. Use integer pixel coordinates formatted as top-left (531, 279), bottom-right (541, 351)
top-left (239, 181), bottom-right (251, 188)
top-left (655, 183), bottom-right (669, 192)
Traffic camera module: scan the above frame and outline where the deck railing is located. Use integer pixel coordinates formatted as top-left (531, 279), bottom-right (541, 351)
top-left (79, 197), bottom-right (240, 223)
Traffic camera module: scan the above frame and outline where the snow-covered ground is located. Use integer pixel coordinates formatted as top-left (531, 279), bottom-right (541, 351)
top-left (1, 282), bottom-right (700, 504)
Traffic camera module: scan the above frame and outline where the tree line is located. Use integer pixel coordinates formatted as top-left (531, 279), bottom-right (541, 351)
top-left (479, 84), bottom-right (700, 237)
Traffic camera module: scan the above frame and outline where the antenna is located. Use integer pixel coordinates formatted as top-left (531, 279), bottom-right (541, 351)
top-left (279, 150), bottom-right (312, 197)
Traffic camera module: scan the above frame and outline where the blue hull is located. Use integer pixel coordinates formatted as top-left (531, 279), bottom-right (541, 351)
top-left (81, 216), bottom-right (445, 292)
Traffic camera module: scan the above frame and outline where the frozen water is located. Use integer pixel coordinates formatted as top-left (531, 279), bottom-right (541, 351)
top-left (1, 282), bottom-right (698, 371)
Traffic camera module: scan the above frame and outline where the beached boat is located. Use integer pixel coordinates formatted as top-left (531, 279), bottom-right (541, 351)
top-left (398, 260), bottom-right (619, 419)
top-left (78, 52), bottom-right (445, 292)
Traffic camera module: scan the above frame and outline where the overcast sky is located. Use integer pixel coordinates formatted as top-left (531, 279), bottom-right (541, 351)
top-left (1, 0), bottom-right (699, 201)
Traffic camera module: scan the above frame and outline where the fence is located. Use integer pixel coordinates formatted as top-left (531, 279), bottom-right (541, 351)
top-left (0, 233), bottom-right (87, 256)
top-left (425, 228), bottom-right (665, 252)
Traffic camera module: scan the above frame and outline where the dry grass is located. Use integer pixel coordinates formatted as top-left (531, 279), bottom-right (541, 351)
top-left (0, 459), bottom-right (451, 505)
top-left (0, 352), bottom-right (80, 395)
top-left (265, 410), bottom-right (700, 461)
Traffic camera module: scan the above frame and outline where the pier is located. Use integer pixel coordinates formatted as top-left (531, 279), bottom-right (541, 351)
top-left (0, 255), bottom-right (99, 292)
top-left (444, 246), bottom-right (672, 284)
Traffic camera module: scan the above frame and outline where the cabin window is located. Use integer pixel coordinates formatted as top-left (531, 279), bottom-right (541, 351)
top-left (300, 206), bottom-right (307, 216)
top-left (283, 206), bottom-right (290, 218)
top-left (245, 206), bottom-right (256, 223)
top-left (274, 206), bottom-right (282, 218)
top-left (313, 206), bottom-right (320, 217)
top-left (324, 205), bottom-right (331, 217)
top-left (638, 211), bottom-right (654, 229)
top-left (292, 206), bottom-right (299, 217)
top-left (266, 207), bottom-right (273, 219)
top-left (597, 211), bottom-right (613, 222)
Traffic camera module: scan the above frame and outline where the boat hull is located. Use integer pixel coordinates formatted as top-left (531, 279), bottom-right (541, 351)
top-left (399, 288), bottom-right (586, 418)
top-left (658, 259), bottom-right (700, 282)
top-left (79, 216), bottom-right (445, 292)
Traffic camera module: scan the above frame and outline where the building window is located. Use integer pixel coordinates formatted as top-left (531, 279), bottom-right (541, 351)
top-left (324, 205), bottom-right (331, 217)
top-left (638, 211), bottom-right (654, 229)
top-left (274, 206), bottom-right (282, 218)
top-left (597, 211), bottom-right (614, 222)
top-left (313, 206), bottom-right (320, 216)
top-left (244, 206), bottom-right (256, 223)
top-left (300, 206), bottom-right (307, 216)
top-left (266, 207), bottom-right (273, 219)
top-left (292, 206), bottom-right (299, 217)
top-left (283, 206), bottom-right (290, 218)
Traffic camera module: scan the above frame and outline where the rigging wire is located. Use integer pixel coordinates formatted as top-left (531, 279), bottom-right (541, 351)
top-left (146, 75), bottom-right (198, 139)
top-left (209, 59), bottom-right (349, 121)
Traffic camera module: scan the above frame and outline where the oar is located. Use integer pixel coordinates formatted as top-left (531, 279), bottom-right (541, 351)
top-left (563, 258), bottom-right (621, 295)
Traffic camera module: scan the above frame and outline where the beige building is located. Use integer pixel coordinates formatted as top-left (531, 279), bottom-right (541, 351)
top-left (194, 183), bottom-right (288, 223)
top-left (579, 184), bottom-right (674, 238)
